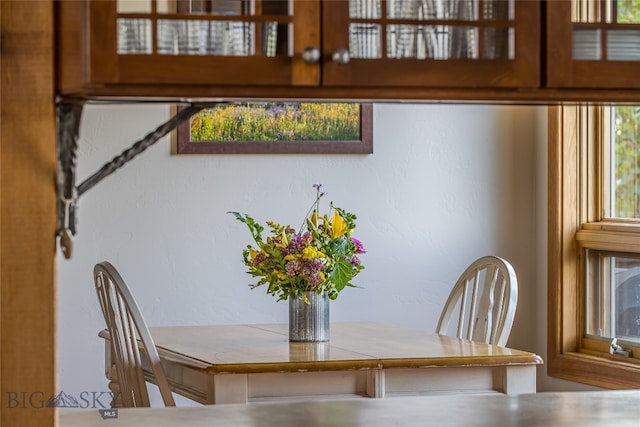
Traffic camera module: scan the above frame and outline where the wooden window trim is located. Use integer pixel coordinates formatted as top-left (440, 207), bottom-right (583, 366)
top-left (548, 105), bottom-right (640, 389)
top-left (175, 103), bottom-right (373, 154)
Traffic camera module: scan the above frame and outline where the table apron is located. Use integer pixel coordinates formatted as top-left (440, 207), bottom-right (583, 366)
top-left (137, 359), bottom-right (537, 404)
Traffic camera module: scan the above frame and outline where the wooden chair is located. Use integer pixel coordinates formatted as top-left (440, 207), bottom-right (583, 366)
top-left (436, 256), bottom-right (518, 347)
top-left (94, 261), bottom-right (176, 407)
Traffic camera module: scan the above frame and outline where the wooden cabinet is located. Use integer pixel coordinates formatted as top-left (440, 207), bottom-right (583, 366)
top-left (321, 1), bottom-right (539, 88)
top-left (57, 0), bottom-right (321, 89)
top-left (546, 0), bottom-right (640, 90)
top-left (57, 0), bottom-right (540, 98)
top-left (56, 0), bottom-right (640, 101)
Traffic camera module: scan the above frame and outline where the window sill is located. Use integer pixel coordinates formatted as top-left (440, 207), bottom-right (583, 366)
top-left (548, 351), bottom-right (640, 389)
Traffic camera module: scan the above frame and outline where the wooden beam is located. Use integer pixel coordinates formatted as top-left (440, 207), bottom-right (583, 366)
top-left (1, 1), bottom-right (57, 426)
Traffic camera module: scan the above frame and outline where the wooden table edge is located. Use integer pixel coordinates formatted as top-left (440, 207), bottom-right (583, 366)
top-left (380, 354), bottom-right (544, 369)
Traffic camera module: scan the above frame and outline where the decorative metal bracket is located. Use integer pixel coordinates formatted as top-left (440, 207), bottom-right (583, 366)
top-left (56, 100), bottom-right (223, 259)
top-left (56, 100), bottom-right (84, 259)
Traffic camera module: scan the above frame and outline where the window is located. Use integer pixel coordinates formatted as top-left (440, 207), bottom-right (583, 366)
top-left (176, 103), bottom-right (373, 154)
top-left (549, 105), bottom-right (640, 389)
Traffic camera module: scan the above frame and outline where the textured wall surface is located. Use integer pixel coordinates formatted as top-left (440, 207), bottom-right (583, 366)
top-left (57, 103), bottom-right (564, 403)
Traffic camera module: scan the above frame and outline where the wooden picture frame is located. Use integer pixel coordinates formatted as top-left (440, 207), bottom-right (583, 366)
top-left (176, 103), bottom-right (373, 154)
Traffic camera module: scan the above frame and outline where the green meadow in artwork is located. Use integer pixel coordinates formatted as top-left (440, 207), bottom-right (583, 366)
top-left (190, 103), bottom-right (361, 142)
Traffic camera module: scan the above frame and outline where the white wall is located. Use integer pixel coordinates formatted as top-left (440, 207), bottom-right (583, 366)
top-left (56, 102), bottom-right (586, 403)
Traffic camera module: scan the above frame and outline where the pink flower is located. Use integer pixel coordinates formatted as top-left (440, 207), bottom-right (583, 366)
top-left (350, 237), bottom-right (366, 254)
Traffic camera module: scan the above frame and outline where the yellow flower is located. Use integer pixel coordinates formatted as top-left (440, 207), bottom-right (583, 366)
top-left (302, 246), bottom-right (325, 259)
top-left (331, 211), bottom-right (347, 239)
top-left (280, 229), bottom-right (289, 247)
top-left (249, 248), bottom-right (262, 261)
top-left (322, 215), bottom-right (330, 231)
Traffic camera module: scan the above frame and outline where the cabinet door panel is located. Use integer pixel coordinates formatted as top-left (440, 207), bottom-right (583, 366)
top-left (322, 0), bottom-right (539, 88)
top-left (80, 0), bottom-right (320, 87)
top-left (547, 0), bottom-right (640, 89)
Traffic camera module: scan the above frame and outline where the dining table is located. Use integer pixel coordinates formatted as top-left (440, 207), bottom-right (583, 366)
top-left (99, 321), bottom-right (543, 405)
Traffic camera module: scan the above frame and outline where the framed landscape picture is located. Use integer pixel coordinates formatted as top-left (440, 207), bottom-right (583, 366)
top-left (176, 102), bottom-right (372, 154)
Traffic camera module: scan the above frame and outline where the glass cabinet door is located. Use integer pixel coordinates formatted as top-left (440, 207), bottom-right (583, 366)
top-left (547, 0), bottom-right (640, 88)
top-left (322, 0), bottom-right (540, 88)
top-left (87, 0), bottom-right (320, 86)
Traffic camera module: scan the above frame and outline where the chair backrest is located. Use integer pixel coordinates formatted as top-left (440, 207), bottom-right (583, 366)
top-left (435, 256), bottom-right (518, 347)
top-left (94, 261), bottom-right (175, 407)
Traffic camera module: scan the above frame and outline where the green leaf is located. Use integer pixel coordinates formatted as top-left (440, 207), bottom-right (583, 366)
top-left (328, 237), bottom-right (350, 256)
top-left (229, 211), bottom-right (264, 242)
top-left (330, 258), bottom-right (355, 293)
top-left (228, 211), bottom-right (245, 222)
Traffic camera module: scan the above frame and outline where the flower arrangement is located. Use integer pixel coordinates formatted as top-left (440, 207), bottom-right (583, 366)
top-left (230, 184), bottom-right (365, 302)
